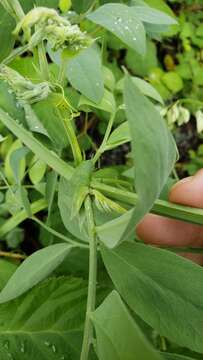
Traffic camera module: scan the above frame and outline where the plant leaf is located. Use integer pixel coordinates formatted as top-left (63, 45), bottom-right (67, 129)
top-left (122, 75), bottom-right (177, 241)
top-left (116, 76), bottom-right (163, 104)
top-left (24, 103), bottom-right (51, 139)
top-left (58, 177), bottom-right (89, 242)
top-left (79, 89), bottom-right (116, 114)
top-left (5, 140), bottom-right (27, 184)
top-left (29, 155), bottom-right (47, 185)
top-left (105, 122), bottom-right (130, 151)
top-left (32, 94), bottom-right (70, 148)
top-left (97, 209), bottom-right (134, 248)
top-left (69, 160), bottom-right (94, 219)
top-left (133, 6), bottom-right (177, 25)
top-left (92, 290), bottom-right (163, 360)
top-left (19, 186), bottom-right (32, 217)
top-left (0, 81), bottom-right (25, 122)
top-left (9, 146), bottom-right (29, 184)
top-left (87, 4), bottom-right (146, 56)
top-left (101, 241), bottom-right (203, 353)
top-left (0, 5), bottom-right (15, 62)
top-left (0, 276), bottom-right (88, 359)
top-left (67, 46), bottom-right (104, 104)
top-left (0, 243), bottom-right (73, 303)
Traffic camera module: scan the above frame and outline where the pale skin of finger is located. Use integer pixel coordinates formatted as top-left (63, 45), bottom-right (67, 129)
top-left (136, 169), bottom-right (203, 265)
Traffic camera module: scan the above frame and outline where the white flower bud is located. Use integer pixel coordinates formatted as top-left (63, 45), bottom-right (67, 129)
top-left (196, 110), bottom-right (203, 133)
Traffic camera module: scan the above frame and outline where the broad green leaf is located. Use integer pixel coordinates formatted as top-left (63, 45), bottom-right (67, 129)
top-left (125, 40), bottom-right (158, 77)
top-left (0, 243), bottom-right (73, 303)
top-left (72, 0), bottom-right (94, 13)
top-left (87, 4), bottom-right (146, 56)
top-left (101, 241), bottom-right (203, 353)
top-left (69, 160), bottom-right (93, 219)
top-left (133, 6), bottom-right (177, 25)
top-left (5, 140), bottom-right (26, 184)
top-left (24, 103), bottom-right (51, 138)
top-left (67, 46), bottom-right (104, 104)
top-left (131, 77), bottom-right (163, 103)
top-left (0, 276), bottom-right (88, 359)
top-left (29, 155), bottom-right (47, 185)
top-left (0, 5), bottom-right (15, 62)
top-left (0, 108), bottom-right (74, 181)
top-left (79, 89), bottom-right (116, 114)
top-left (131, 1), bottom-right (178, 36)
top-left (10, 146), bottom-right (29, 184)
top-left (0, 260), bottom-right (18, 291)
top-left (5, 185), bottom-right (23, 215)
top-left (58, 177), bottom-right (89, 242)
top-left (0, 81), bottom-right (25, 122)
top-left (97, 209), bottom-right (133, 248)
top-left (92, 290), bottom-right (163, 360)
top-left (33, 94), bottom-right (70, 148)
top-left (138, 0), bottom-right (175, 16)
top-left (117, 76), bottom-right (163, 104)
top-left (144, 23), bottom-right (170, 37)
top-left (19, 186), bottom-right (32, 217)
top-left (105, 122), bottom-right (130, 151)
top-left (122, 76), bottom-right (177, 241)
top-left (103, 66), bottom-right (116, 92)
top-left (46, 170), bottom-right (58, 215)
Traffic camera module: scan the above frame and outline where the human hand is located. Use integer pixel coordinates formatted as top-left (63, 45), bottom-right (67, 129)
top-left (137, 169), bottom-right (203, 265)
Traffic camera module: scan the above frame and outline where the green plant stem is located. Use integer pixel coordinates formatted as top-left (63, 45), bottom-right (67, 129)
top-left (62, 117), bottom-right (83, 165)
top-left (38, 41), bottom-right (49, 81)
top-left (58, 58), bottom-right (67, 86)
top-left (32, 216), bottom-right (88, 248)
top-left (0, 199), bottom-right (47, 238)
top-left (93, 112), bottom-right (115, 164)
top-left (92, 181), bottom-right (203, 227)
top-left (80, 196), bottom-right (97, 360)
top-left (3, 45), bottom-right (30, 65)
top-left (0, 251), bottom-right (26, 260)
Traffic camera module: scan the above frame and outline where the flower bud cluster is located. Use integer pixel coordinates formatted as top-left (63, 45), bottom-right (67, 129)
top-left (0, 65), bottom-right (51, 104)
top-left (13, 6), bottom-right (92, 52)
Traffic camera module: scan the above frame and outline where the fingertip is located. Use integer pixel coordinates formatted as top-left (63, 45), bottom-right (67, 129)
top-left (169, 169), bottom-right (203, 208)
